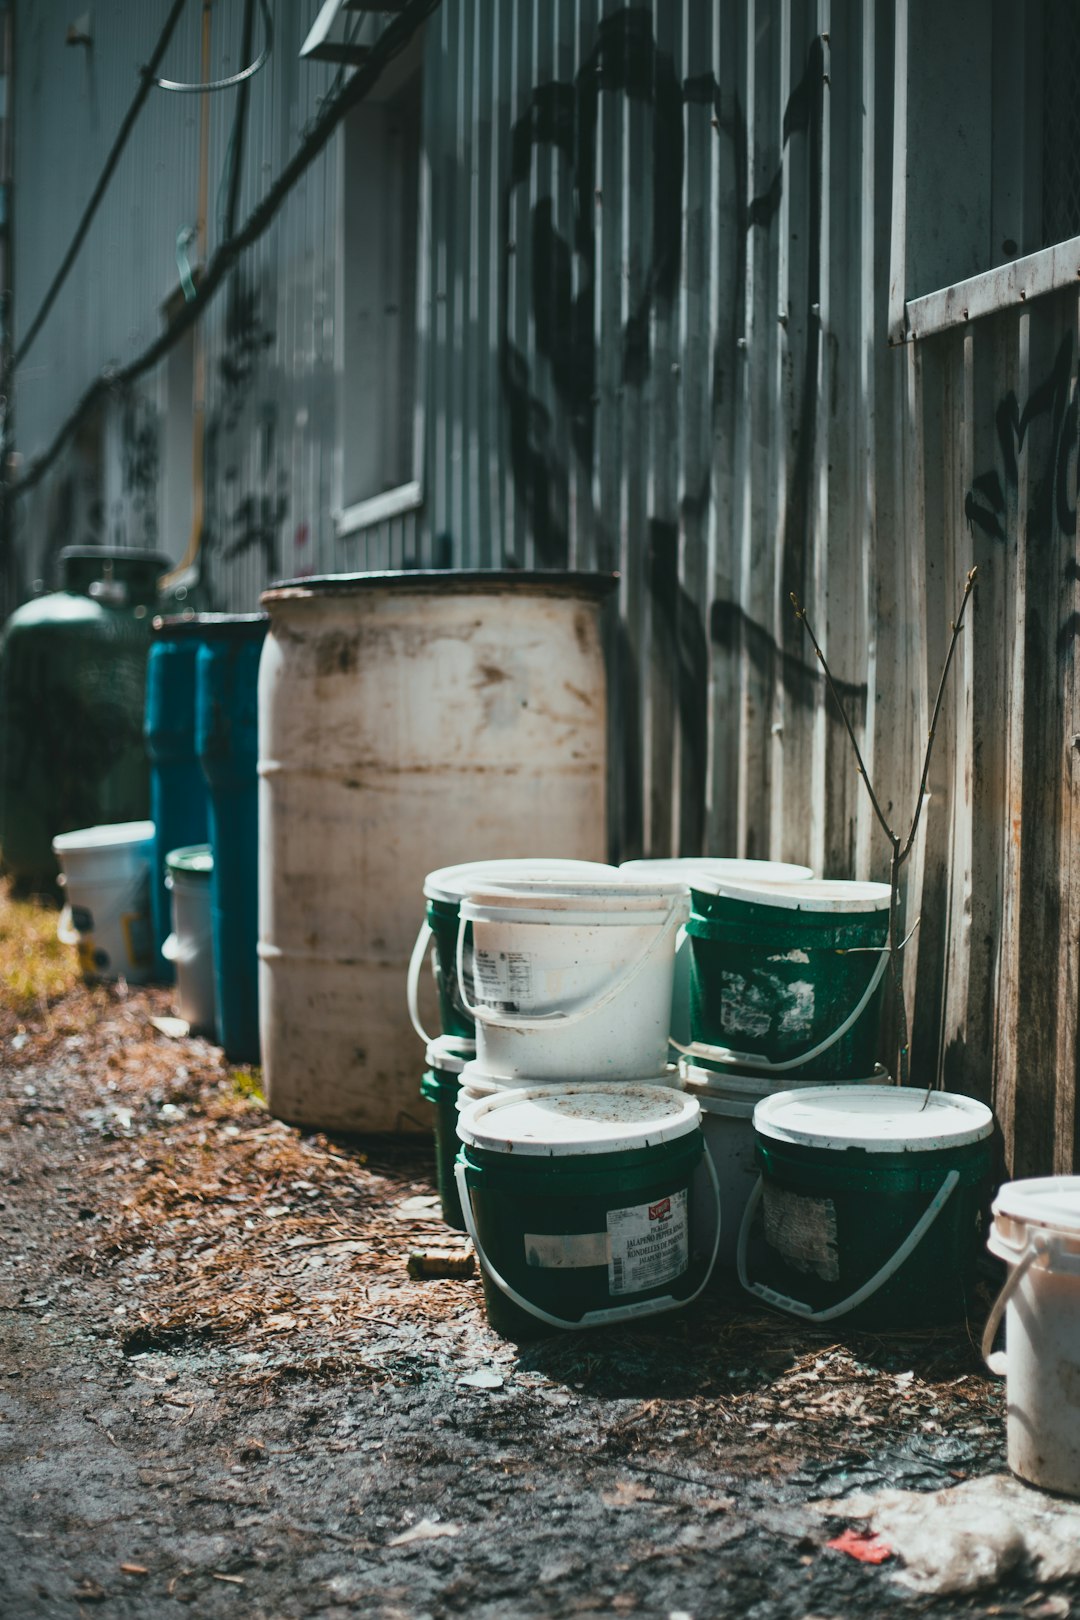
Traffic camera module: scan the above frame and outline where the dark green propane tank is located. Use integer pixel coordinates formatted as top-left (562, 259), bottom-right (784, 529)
top-left (0, 547), bottom-right (169, 890)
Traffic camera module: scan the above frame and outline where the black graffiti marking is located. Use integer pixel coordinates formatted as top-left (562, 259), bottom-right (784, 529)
top-left (965, 331), bottom-right (1077, 546)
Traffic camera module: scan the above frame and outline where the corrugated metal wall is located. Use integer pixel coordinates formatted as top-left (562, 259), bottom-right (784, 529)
top-left (9, 0), bottom-right (1080, 1173)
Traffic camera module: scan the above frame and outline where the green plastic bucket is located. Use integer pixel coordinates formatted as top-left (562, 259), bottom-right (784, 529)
top-left (686, 878), bottom-right (891, 1081)
top-left (419, 1035), bottom-right (475, 1231)
top-left (456, 1084), bottom-right (720, 1338)
top-left (408, 858), bottom-right (616, 1043)
top-left (738, 1085), bottom-right (995, 1329)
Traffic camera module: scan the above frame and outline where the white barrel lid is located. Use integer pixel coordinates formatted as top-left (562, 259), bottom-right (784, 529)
top-left (456, 1082), bottom-right (701, 1157)
top-left (53, 820), bottom-right (155, 853)
top-left (991, 1176), bottom-right (1080, 1236)
top-left (753, 1084), bottom-right (994, 1152)
top-left (460, 1058), bottom-right (680, 1093)
top-left (460, 878), bottom-right (690, 920)
top-left (423, 858), bottom-right (616, 903)
top-left (621, 857), bottom-right (813, 886)
top-left (689, 876), bottom-right (891, 913)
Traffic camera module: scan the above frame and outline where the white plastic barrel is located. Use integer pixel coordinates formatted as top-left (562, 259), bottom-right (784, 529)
top-left (163, 845), bottom-right (217, 1038)
top-left (457, 879), bottom-right (690, 1084)
top-left (984, 1178), bottom-right (1080, 1497)
top-left (257, 571), bottom-right (614, 1133)
top-left (52, 821), bottom-right (155, 983)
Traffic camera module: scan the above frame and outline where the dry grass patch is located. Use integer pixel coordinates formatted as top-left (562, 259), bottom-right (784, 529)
top-left (0, 879), bottom-right (79, 1025)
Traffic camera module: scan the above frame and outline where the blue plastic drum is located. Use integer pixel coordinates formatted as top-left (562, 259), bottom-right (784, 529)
top-left (144, 622), bottom-right (209, 978)
top-left (196, 615), bottom-right (267, 1063)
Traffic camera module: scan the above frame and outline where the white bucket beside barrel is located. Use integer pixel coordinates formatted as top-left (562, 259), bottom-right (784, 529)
top-left (456, 879), bottom-right (690, 1084)
top-left (984, 1177), bottom-right (1080, 1498)
top-left (52, 821), bottom-right (155, 983)
top-left (163, 845), bottom-right (218, 1037)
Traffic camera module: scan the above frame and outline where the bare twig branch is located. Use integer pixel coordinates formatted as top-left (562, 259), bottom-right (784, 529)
top-left (790, 593), bottom-right (899, 849)
top-left (899, 566), bottom-right (978, 864)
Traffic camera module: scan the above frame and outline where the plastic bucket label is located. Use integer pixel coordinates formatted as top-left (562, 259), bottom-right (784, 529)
top-left (474, 948), bottom-right (535, 1009)
top-left (763, 1186), bottom-right (840, 1282)
top-left (608, 1191), bottom-right (689, 1295)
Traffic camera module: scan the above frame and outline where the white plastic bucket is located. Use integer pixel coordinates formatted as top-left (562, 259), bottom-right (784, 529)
top-left (681, 1060), bottom-right (886, 1269)
top-left (163, 845), bottom-right (217, 1037)
top-left (408, 857), bottom-right (618, 1045)
top-left (983, 1177), bottom-right (1080, 1497)
top-left (52, 821), bottom-right (155, 983)
top-left (619, 859), bottom-right (814, 1051)
top-left (456, 879), bottom-right (690, 1082)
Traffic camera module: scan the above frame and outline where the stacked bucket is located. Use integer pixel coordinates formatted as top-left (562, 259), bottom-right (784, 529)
top-left (414, 855), bottom-right (996, 1339)
top-left (410, 858), bottom-right (726, 1336)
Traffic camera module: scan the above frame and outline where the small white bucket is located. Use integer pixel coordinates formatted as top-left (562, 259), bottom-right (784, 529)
top-left (52, 821), bottom-right (155, 983)
top-left (163, 845), bottom-right (217, 1038)
top-left (456, 879), bottom-right (690, 1083)
top-left (983, 1177), bottom-right (1080, 1497)
top-left (681, 1060), bottom-right (886, 1269)
top-left (619, 859), bottom-right (814, 1051)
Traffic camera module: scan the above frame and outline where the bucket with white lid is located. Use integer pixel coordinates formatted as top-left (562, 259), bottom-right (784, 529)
top-left (685, 877), bottom-right (892, 1082)
top-left (420, 1034), bottom-right (476, 1231)
top-left (408, 858), bottom-right (617, 1044)
top-left (681, 1059), bottom-right (885, 1269)
top-left (52, 820), bottom-right (155, 982)
top-left (163, 845), bottom-right (217, 1037)
top-left (620, 859), bottom-right (814, 1053)
top-left (737, 1084), bottom-right (994, 1328)
top-left (982, 1177), bottom-right (1080, 1496)
top-left (455, 1082), bottom-right (720, 1336)
top-left (455, 879), bottom-right (690, 1082)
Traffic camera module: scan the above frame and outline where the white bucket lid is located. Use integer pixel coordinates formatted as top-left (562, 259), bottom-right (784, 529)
top-left (460, 1056), bottom-right (680, 1093)
top-left (689, 876), bottom-right (891, 913)
top-left (456, 1082), bottom-right (701, 1157)
top-left (681, 1061), bottom-right (888, 1102)
top-left (990, 1177), bottom-right (1080, 1238)
top-left (460, 878), bottom-right (690, 922)
top-left (423, 858), bottom-right (616, 903)
top-left (53, 820), bottom-right (155, 854)
top-left (425, 1034), bottom-right (476, 1075)
top-left (753, 1084), bottom-right (994, 1152)
top-left (621, 857), bottom-right (813, 886)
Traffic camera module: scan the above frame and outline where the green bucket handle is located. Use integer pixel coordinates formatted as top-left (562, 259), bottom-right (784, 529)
top-left (981, 1228), bottom-right (1080, 1376)
top-left (454, 1149), bottom-right (721, 1332)
top-left (406, 919), bottom-right (437, 1044)
top-left (736, 1167), bottom-right (960, 1323)
top-left (454, 900), bottom-right (684, 1031)
top-left (671, 945), bottom-right (890, 1073)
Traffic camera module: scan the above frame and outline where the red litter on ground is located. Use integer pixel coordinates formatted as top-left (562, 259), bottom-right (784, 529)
top-left (826, 1527), bottom-right (895, 1565)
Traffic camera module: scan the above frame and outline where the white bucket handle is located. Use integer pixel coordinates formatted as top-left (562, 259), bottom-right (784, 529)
top-left (406, 919), bottom-right (437, 1044)
top-left (981, 1228), bottom-right (1080, 1376)
top-left (736, 1166), bottom-right (960, 1323)
top-left (670, 946), bottom-right (890, 1072)
top-left (57, 904), bottom-right (81, 947)
top-left (454, 1149), bottom-right (721, 1331)
top-left (454, 901), bottom-right (684, 1032)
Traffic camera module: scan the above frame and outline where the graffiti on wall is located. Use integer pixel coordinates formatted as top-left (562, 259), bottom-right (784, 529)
top-left (499, 6), bottom-right (831, 847)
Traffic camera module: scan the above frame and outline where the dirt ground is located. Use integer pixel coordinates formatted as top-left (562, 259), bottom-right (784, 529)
top-left (1, 887), bottom-right (1076, 1620)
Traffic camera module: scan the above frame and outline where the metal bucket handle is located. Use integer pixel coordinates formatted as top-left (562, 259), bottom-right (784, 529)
top-left (736, 1167), bottom-right (960, 1323)
top-left (670, 945), bottom-right (890, 1072)
top-left (454, 901), bottom-right (684, 1032)
top-left (454, 1150), bottom-right (721, 1332)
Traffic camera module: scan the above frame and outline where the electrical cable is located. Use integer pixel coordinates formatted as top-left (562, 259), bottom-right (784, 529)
top-left (153, 0), bottom-right (271, 94)
top-left (9, 0), bottom-right (441, 501)
top-left (13, 0), bottom-right (190, 369)
top-left (220, 0), bottom-right (258, 240)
